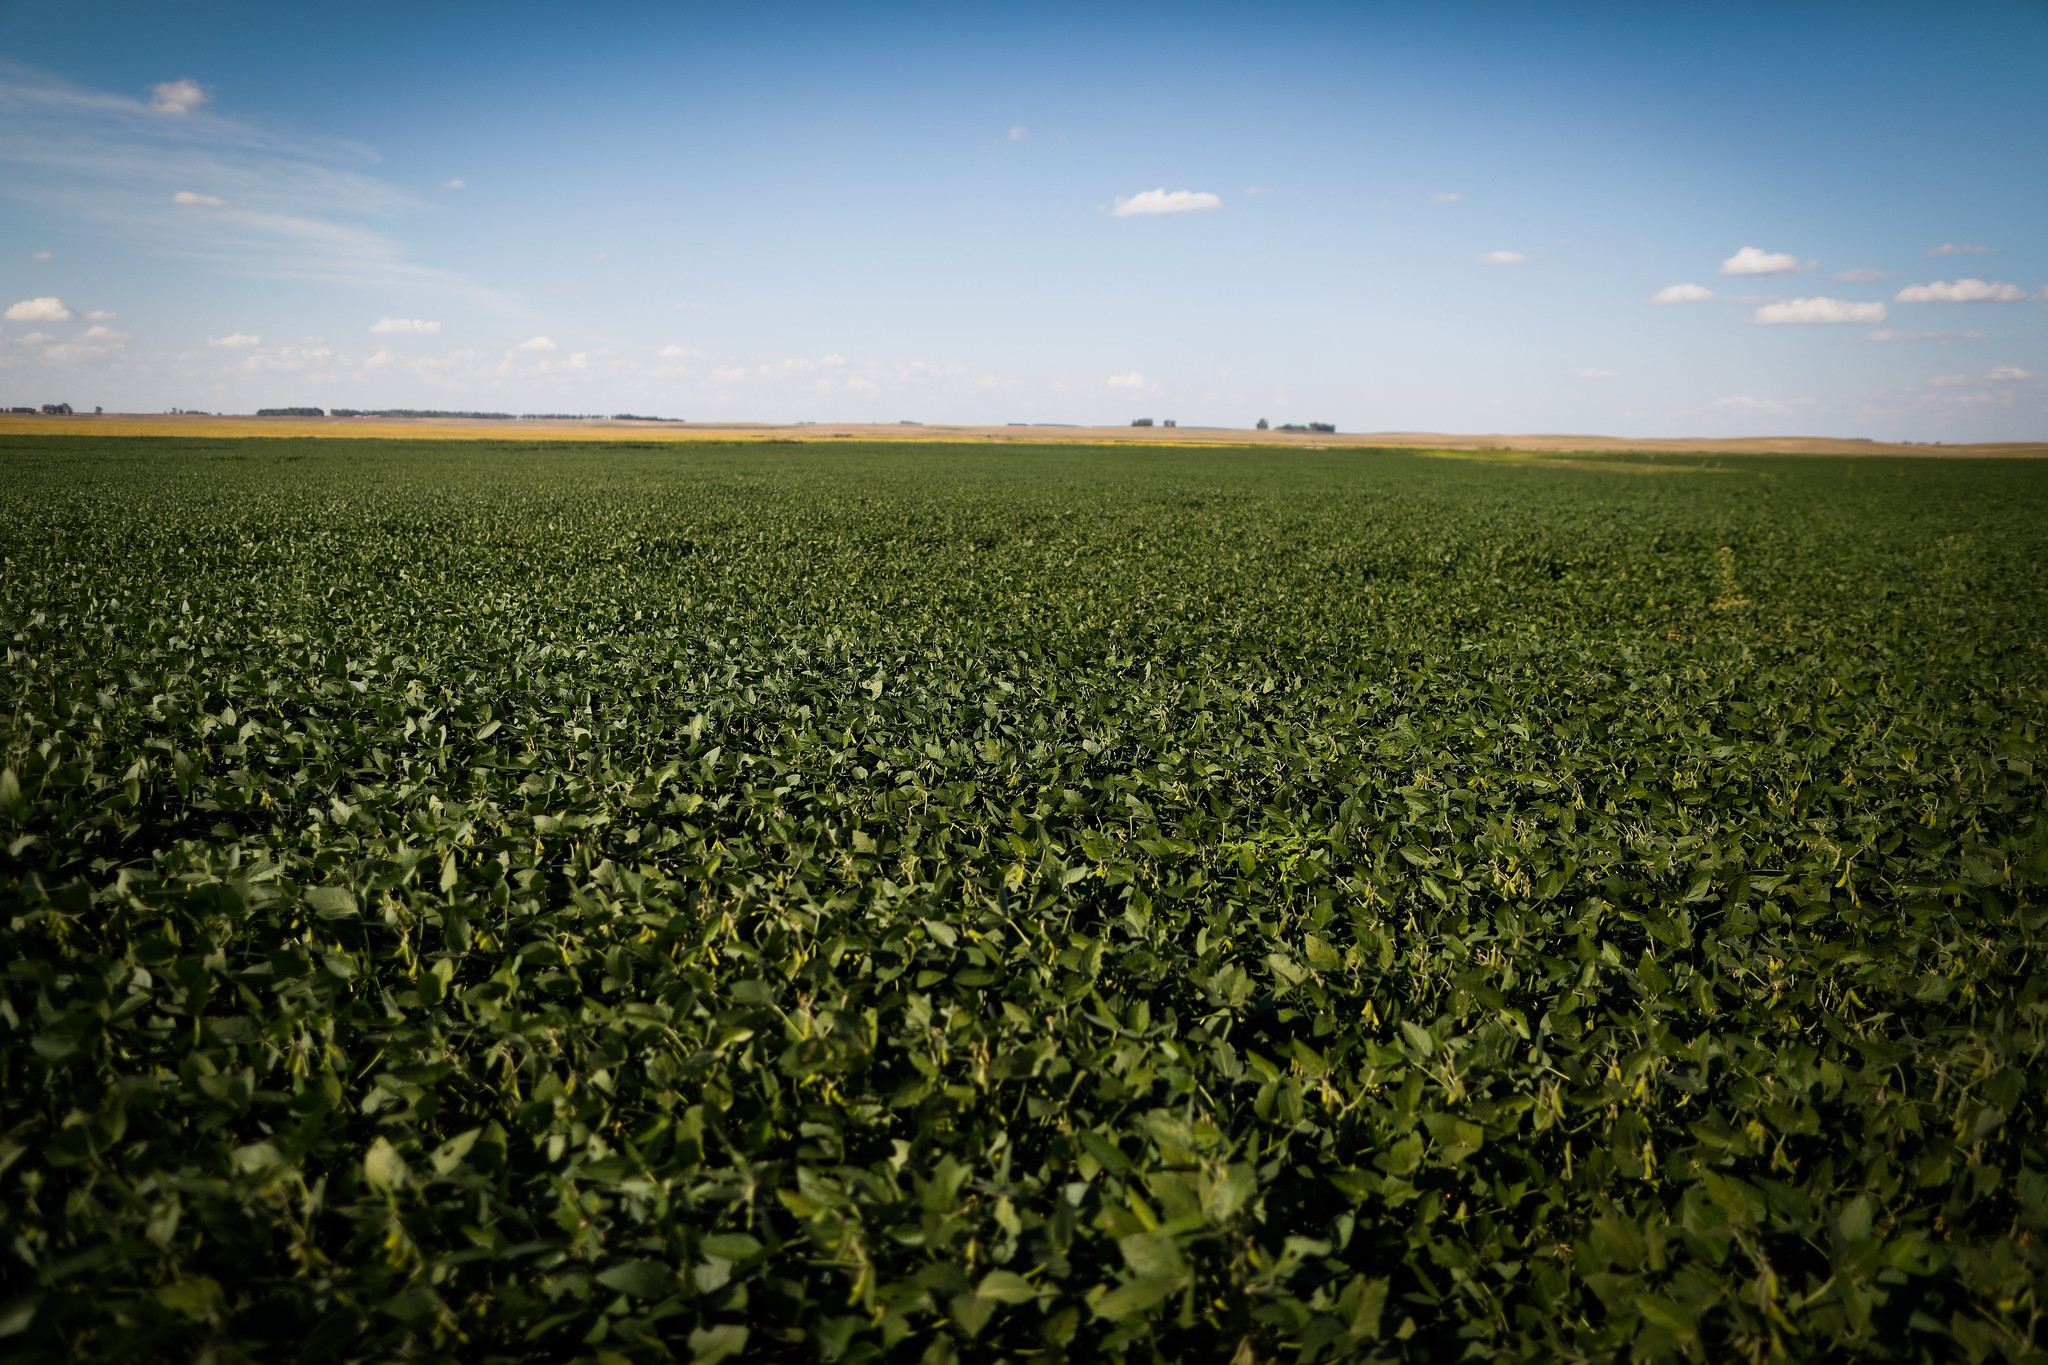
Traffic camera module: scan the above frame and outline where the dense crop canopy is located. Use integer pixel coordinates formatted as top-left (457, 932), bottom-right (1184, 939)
top-left (1, 437), bottom-right (2045, 1363)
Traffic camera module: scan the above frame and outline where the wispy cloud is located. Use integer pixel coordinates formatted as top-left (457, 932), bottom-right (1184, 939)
top-left (1928, 243), bottom-right (1990, 257)
top-left (1576, 369), bottom-right (1615, 378)
top-left (1008, 125), bottom-right (1028, 142)
top-left (1988, 366), bottom-right (2034, 380)
top-left (0, 59), bottom-right (506, 303)
top-left (149, 79), bottom-right (210, 115)
top-left (1720, 246), bottom-right (1810, 277)
top-left (656, 344), bottom-right (708, 361)
top-left (29, 250), bottom-right (51, 260)
top-left (1475, 250), bottom-right (1527, 265)
top-left (440, 178), bottom-right (465, 189)
top-left (1832, 268), bottom-right (1895, 283)
top-left (1854, 329), bottom-right (1953, 343)
top-left (516, 336), bottom-right (557, 352)
top-left (5, 296), bottom-right (73, 321)
top-left (207, 332), bottom-right (260, 347)
top-left (1431, 192), bottom-right (1461, 203)
top-left (1245, 185), bottom-right (1273, 195)
top-left (1753, 297), bottom-right (1886, 325)
top-left (369, 317), bottom-right (440, 334)
top-left (1894, 278), bottom-right (2027, 303)
top-left (1111, 189), bottom-right (1221, 217)
top-left (1107, 372), bottom-right (1145, 388)
top-left (1647, 283), bottom-right (1714, 304)
top-left (1715, 395), bottom-right (1790, 412)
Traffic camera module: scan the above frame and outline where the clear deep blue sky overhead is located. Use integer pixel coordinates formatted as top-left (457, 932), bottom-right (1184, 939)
top-left (2, 1), bottom-right (2043, 438)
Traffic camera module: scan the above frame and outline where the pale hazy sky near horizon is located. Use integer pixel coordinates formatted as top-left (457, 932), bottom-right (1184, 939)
top-left (1, 1), bottom-right (2043, 439)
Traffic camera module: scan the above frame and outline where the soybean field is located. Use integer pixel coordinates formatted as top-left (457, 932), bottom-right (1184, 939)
top-left (2, 435), bottom-right (2046, 1365)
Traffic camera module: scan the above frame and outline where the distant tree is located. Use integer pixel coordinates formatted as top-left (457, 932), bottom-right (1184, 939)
top-left (1256, 418), bottom-right (1269, 429)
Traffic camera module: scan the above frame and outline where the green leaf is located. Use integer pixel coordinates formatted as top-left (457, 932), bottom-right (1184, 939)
top-left (363, 1137), bottom-right (409, 1193)
top-left (688, 1324), bottom-right (749, 1364)
top-left (596, 1259), bottom-right (676, 1300)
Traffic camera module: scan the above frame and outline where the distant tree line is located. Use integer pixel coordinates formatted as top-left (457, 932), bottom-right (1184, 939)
top-left (1278, 422), bottom-right (1337, 433)
top-left (256, 407), bottom-right (324, 417)
top-left (609, 413), bottom-right (682, 422)
top-left (329, 409), bottom-right (516, 420)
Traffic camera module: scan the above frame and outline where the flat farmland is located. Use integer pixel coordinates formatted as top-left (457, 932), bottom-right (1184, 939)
top-left (1, 436), bottom-right (2044, 1363)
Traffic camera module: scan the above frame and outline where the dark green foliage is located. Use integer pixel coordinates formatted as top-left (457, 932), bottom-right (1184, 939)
top-left (1, 436), bottom-right (2045, 1364)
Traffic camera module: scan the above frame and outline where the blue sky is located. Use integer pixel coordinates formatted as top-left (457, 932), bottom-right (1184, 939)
top-left (2, 0), bottom-right (2043, 438)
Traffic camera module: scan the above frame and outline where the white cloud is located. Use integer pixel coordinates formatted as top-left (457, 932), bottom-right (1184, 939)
top-left (1431, 192), bottom-right (1461, 203)
top-left (1111, 188), bottom-right (1222, 217)
top-left (207, 332), bottom-right (260, 348)
top-left (148, 79), bottom-right (211, 115)
top-left (1716, 395), bottom-right (1789, 412)
top-left (171, 190), bottom-right (226, 206)
top-left (85, 310), bottom-right (115, 320)
top-left (370, 317), bottom-right (441, 334)
top-left (1647, 283), bottom-right (1715, 304)
top-left (30, 251), bottom-right (51, 260)
top-left (1107, 372), bottom-right (1145, 388)
top-left (1855, 330), bottom-right (1950, 343)
top-left (516, 336), bottom-right (557, 352)
top-left (1928, 243), bottom-right (1990, 256)
top-left (712, 365), bottom-right (747, 383)
top-left (1753, 297), bottom-right (1886, 325)
top-left (364, 348), bottom-right (399, 368)
top-left (1832, 268), bottom-right (1895, 283)
top-left (441, 178), bottom-right (465, 189)
top-left (1576, 369), bottom-right (1616, 378)
top-left (0, 63), bottom-right (508, 305)
top-left (1894, 278), bottom-right (2027, 303)
top-left (1246, 185), bottom-right (1273, 195)
top-left (1476, 250), bottom-right (1528, 265)
top-left (569, 352), bottom-right (588, 368)
top-left (6, 296), bottom-right (74, 321)
top-left (1988, 366), bottom-right (2036, 380)
top-left (81, 324), bottom-right (125, 340)
top-left (1008, 125), bottom-right (1028, 142)
top-left (14, 332), bottom-right (53, 346)
top-left (1720, 246), bottom-right (1809, 277)
top-left (656, 344), bottom-right (708, 361)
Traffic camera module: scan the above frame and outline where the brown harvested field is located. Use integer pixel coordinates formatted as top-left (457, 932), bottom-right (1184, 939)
top-left (1, 412), bottom-right (2041, 457)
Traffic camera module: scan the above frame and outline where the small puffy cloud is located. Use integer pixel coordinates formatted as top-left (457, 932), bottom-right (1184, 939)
top-left (1894, 278), bottom-right (2027, 303)
top-left (1988, 366), bottom-right (2036, 380)
top-left (656, 344), bottom-right (708, 361)
top-left (1476, 250), bottom-right (1528, 265)
top-left (1832, 268), bottom-right (1896, 282)
top-left (1856, 330), bottom-right (1949, 343)
top-left (1111, 189), bottom-right (1222, 217)
top-left (364, 348), bottom-right (399, 368)
top-left (441, 178), bottom-right (466, 189)
top-left (516, 336), bottom-right (557, 352)
top-left (1431, 192), bottom-right (1461, 203)
top-left (568, 352), bottom-right (588, 368)
top-left (1753, 297), bottom-right (1886, 325)
top-left (1928, 243), bottom-right (1990, 256)
top-left (14, 332), bottom-right (54, 347)
top-left (1009, 125), bottom-right (1029, 142)
top-left (1107, 372), bottom-right (1146, 388)
top-left (1721, 246), bottom-right (1808, 277)
top-left (82, 325), bottom-right (126, 340)
top-left (369, 317), bottom-right (441, 334)
top-left (149, 79), bottom-right (211, 115)
top-left (85, 310), bottom-right (116, 320)
top-left (30, 251), bottom-right (51, 260)
top-left (207, 333), bottom-right (261, 348)
top-left (6, 297), bottom-right (73, 322)
top-left (1647, 283), bottom-right (1715, 304)
top-left (171, 190), bottom-right (225, 206)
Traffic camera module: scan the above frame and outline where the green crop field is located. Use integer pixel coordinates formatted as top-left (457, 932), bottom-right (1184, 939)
top-left (2, 435), bottom-right (2045, 1365)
